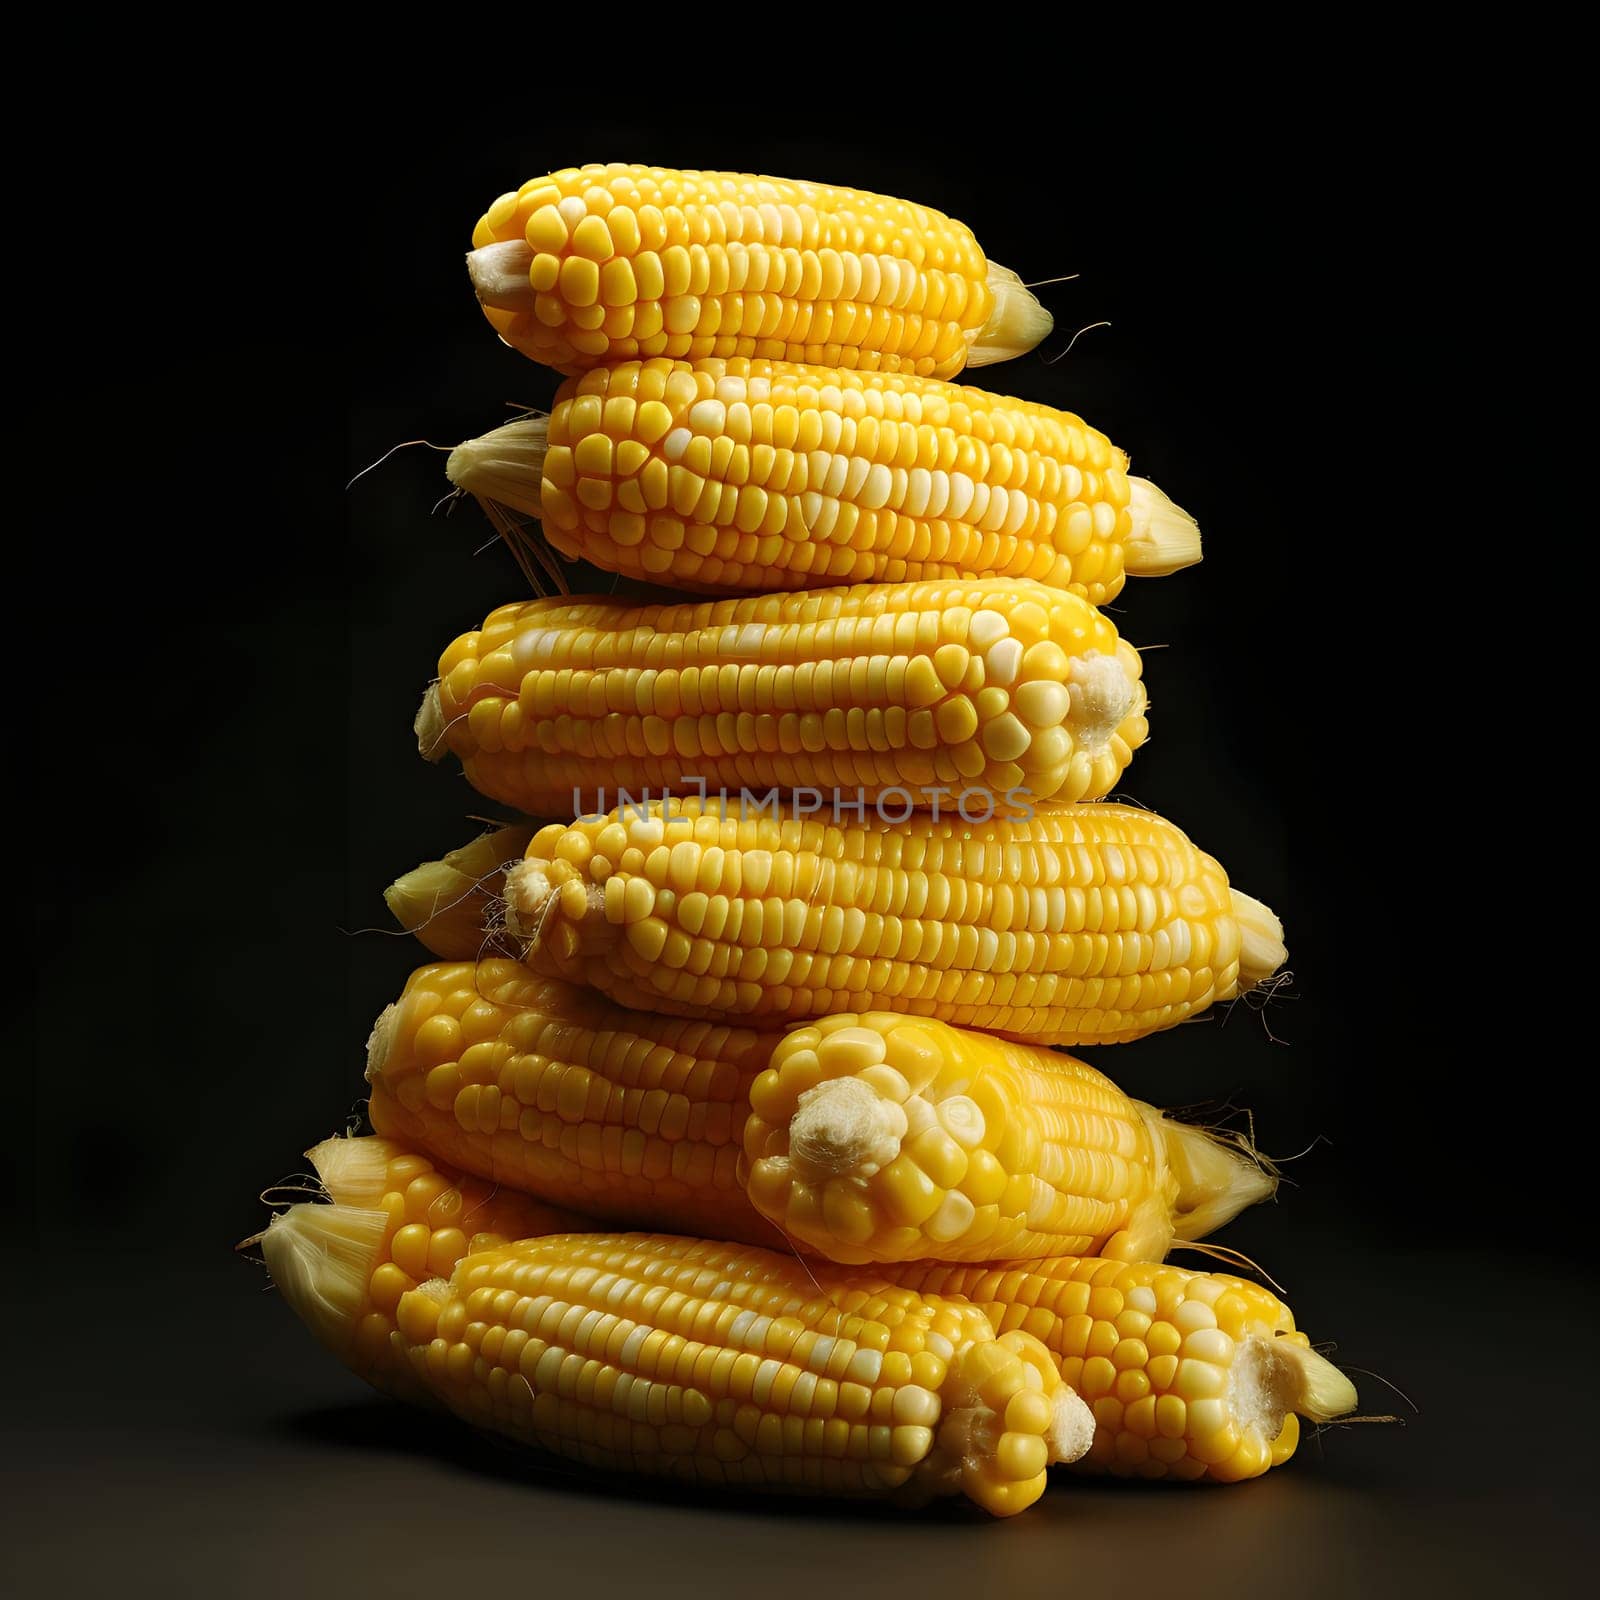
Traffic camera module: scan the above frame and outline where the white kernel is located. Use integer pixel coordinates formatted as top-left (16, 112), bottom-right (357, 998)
top-left (939, 1095), bottom-right (986, 1149)
top-left (947, 472), bottom-right (975, 520)
top-left (861, 463), bottom-right (893, 509)
top-left (823, 456), bottom-right (849, 498)
top-left (714, 377), bottom-right (748, 405)
top-left (847, 1348), bottom-right (884, 1383)
top-left (924, 1190), bottom-right (976, 1242)
top-left (904, 467), bottom-right (932, 518)
top-left (979, 484), bottom-right (1010, 532)
top-left (689, 399), bottom-right (727, 434)
top-left (844, 456), bottom-right (872, 498)
top-left (969, 609), bottom-right (1009, 650)
top-left (620, 1324), bottom-right (650, 1366)
top-left (985, 638), bottom-right (1023, 687)
top-left (808, 1334), bottom-right (837, 1372)
top-left (662, 428), bottom-right (692, 463)
top-left (752, 1357), bottom-right (782, 1404)
top-left (1182, 1328), bottom-right (1233, 1365)
top-left (1173, 1301), bottom-right (1217, 1334)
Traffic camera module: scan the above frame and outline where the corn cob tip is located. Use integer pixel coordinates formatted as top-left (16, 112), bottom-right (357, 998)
top-left (445, 416), bottom-right (548, 521)
top-left (1047, 1384), bottom-right (1097, 1464)
top-left (415, 683), bottom-right (448, 763)
top-left (262, 1202), bottom-right (388, 1358)
top-left (502, 857), bottom-right (604, 944)
top-left (913, 1330), bottom-right (1094, 1513)
top-left (467, 239), bottom-right (536, 312)
top-left (966, 263), bottom-right (1054, 367)
top-left (1231, 890), bottom-right (1288, 988)
top-left (1125, 477), bottom-right (1203, 576)
top-left (787, 1075), bottom-right (908, 1181)
top-left (1156, 1114), bottom-right (1279, 1243)
top-left (304, 1131), bottom-right (397, 1208)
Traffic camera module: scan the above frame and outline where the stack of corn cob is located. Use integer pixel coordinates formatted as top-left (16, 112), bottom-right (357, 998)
top-left (260, 165), bottom-right (1356, 1518)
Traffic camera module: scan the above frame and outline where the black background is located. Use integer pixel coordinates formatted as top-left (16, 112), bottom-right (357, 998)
top-left (13, 84), bottom-right (1591, 1597)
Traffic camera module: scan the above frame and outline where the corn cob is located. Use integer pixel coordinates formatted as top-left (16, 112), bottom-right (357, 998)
top-left (365, 961), bottom-right (781, 1244)
top-left (265, 1201), bottom-right (1094, 1515)
top-left (364, 963), bottom-right (1273, 1260)
top-left (742, 1013), bottom-right (1275, 1265)
top-left (496, 798), bottom-right (1287, 1046)
top-left (278, 1135), bottom-right (1355, 1486)
top-left (417, 580), bottom-right (1147, 816)
top-left (896, 1256), bottom-right (1357, 1483)
top-left (467, 164), bottom-right (1051, 378)
top-left (446, 359), bottom-right (1200, 600)
top-left (384, 824), bottom-right (533, 961)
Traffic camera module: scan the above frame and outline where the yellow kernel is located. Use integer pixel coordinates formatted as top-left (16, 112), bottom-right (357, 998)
top-left (570, 215), bottom-right (614, 262)
top-left (390, 1224), bottom-right (431, 1279)
top-left (524, 206), bottom-right (567, 253)
top-left (934, 696), bottom-right (978, 744)
top-left (1155, 1394), bottom-right (1187, 1439)
top-left (369, 1263), bottom-right (413, 1314)
top-left (396, 1289), bottom-right (440, 1343)
top-left (997, 1431), bottom-right (1049, 1480)
top-left (559, 256), bottom-right (601, 308)
top-left (574, 434), bottom-right (613, 476)
top-left (600, 258), bottom-right (639, 307)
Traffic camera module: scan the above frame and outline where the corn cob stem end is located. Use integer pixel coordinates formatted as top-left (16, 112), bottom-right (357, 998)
top-left (1125, 477), bottom-right (1203, 575)
top-left (1155, 1113), bottom-right (1279, 1244)
top-left (467, 240), bottom-right (537, 311)
top-left (365, 1004), bottom-right (399, 1086)
top-left (966, 262), bottom-right (1054, 367)
top-left (415, 683), bottom-right (448, 763)
top-left (385, 859), bottom-right (465, 940)
top-left (304, 1131), bottom-right (394, 1208)
top-left (1240, 1337), bottom-right (1358, 1437)
top-left (446, 416), bottom-right (549, 522)
top-left (261, 1202), bottom-right (388, 1359)
top-left (1231, 891), bottom-right (1288, 988)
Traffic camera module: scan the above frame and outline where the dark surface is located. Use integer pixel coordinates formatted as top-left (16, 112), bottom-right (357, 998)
top-left (19, 88), bottom-right (1589, 1597)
